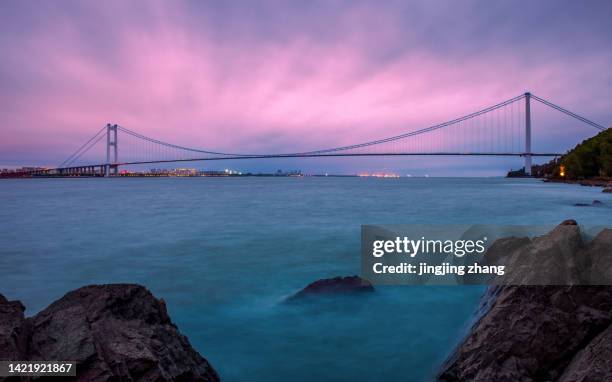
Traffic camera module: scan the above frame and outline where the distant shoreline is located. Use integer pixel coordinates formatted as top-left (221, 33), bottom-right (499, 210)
top-left (0, 173), bottom-right (362, 179)
top-left (541, 177), bottom-right (610, 188)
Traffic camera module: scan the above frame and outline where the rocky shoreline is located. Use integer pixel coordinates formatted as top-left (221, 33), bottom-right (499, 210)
top-left (438, 221), bottom-right (612, 381)
top-left (439, 285), bottom-right (612, 381)
top-left (0, 284), bottom-right (219, 382)
top-left (506, 171), bottom-right (612, 192)
top-left (542, 177), bottom-right (612, 190)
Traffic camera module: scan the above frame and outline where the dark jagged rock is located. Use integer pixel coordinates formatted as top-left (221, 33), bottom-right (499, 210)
top-left (287, 276), bottom-right (374, 301)
top-left (438, 221), bottom-right (612, 382)
top-left (438, 286), bottom-right (612, 382)
top-left (585, 229), bottom-right (612, 285)
top-left (592, 200), bottom-right (604, 205)
top-left (603, 187), bottom-right (612, 193)
top-left (557, 324), bottom-right (612, 382)
top-left (0, 294), bottom-right (29, 361)
top-left (1, 285), bottom-right (219, 382)
top-left (482, 236), bottom-right (530, 268)
top-left (487, 222), bottom-right (584, 285)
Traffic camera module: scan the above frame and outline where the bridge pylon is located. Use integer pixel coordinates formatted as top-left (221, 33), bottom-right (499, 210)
top-left (524, 92), bottom-right (532, 175)
top-left (105, 123), bottom-right (118, 177)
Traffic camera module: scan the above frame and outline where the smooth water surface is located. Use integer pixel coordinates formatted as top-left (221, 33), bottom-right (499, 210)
top-left (1, 177), bottom-right (610, 381)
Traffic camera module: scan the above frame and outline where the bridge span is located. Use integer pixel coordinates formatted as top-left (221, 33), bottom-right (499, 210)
top-left (5, 92), bottom-right (607, 178)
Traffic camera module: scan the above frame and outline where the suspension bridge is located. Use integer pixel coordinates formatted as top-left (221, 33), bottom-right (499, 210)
top-left (8, 92), bottom-right (608, 177)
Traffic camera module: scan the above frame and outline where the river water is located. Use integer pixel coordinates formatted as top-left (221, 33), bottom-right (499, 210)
top-left (1, 177), bottom-right (610, 381)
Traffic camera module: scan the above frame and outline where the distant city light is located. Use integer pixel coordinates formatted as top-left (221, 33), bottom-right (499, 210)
top-left (358, 173), bottom-right (400, 178)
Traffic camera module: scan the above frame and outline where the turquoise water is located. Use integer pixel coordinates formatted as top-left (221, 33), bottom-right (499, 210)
top-left (1, 177), bottom-right (610, 381)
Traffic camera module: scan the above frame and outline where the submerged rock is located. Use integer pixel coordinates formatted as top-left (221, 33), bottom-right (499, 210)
top-left (287, 276), bottom-right (374, 301)
top-left (1, 284), bottom-right (219, 382)
top-left (574, 200), bottom-right (606, 206)
top-left (438, 221), bottom-right (612, 381)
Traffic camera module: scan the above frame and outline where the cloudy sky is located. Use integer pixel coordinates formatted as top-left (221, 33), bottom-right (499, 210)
top-left (1, 0), bottom-right (611, 174)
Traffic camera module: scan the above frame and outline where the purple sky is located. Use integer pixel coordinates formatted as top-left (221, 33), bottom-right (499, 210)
top-left (1, 0), bottom-right (611, 174)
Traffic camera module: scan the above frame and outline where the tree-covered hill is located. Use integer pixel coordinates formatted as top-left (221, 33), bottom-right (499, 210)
top-left (508, 128), bottom-right (611, 180)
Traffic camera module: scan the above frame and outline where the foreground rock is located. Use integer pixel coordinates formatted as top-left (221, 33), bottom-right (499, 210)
top-left (558, 324), bottom-right (612, 382)
top-left (0, 295), bottom-right (29, 361)
top-left (287, 276), bottom-right (374, 301)
top-left (438, 221), bottom-right (612, 381)
top-left (1, 284), bottom-right (219, 382)
top-left (485, 220), bottom-right (587, 285)
top-left (586, 229), bottom-right (612, 285)
top-left (438, 286), bottom-right (612, 381)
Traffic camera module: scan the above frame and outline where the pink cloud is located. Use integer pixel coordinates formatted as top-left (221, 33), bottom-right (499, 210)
top-left (1, 1), bottom-right (611, 167)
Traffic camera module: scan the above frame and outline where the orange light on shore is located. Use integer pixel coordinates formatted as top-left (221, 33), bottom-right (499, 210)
top-left (559, 165), bottom-right (566, 177)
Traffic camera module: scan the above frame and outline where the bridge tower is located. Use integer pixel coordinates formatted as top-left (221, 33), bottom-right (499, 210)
top-left (105, 123), bottom-right (118, 177)
top-left (524, 92), bottom-right (532, 176)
